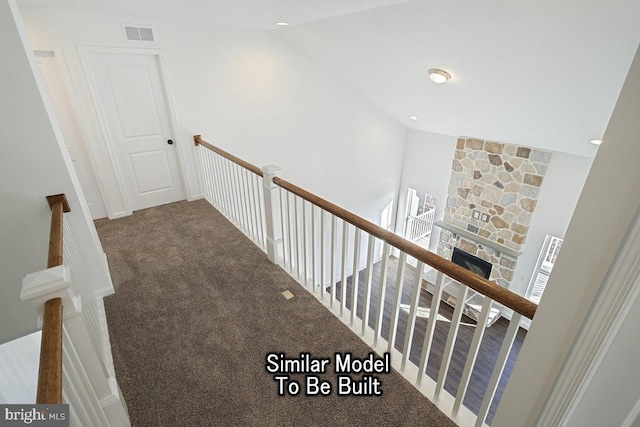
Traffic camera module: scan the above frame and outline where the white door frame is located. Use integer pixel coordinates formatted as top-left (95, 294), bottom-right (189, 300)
top-left (32, 45), bottom-right (112, 219)
top-left (79, 46), bottom-right (192, 217)
top-left (534, 206), bottom-right (640, 426)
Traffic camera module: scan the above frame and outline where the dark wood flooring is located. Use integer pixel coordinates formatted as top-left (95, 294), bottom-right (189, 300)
top-left (327, 257), bottom-right (527, 425)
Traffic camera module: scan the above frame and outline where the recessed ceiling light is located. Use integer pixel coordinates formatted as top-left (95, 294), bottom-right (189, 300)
top-left (409, 116), bottom-right (418, 121)
top-left (590, 139), bottom-right (602, 145)
top-left (275, 22), bottom-right (289, 26)
top-left (428, 68), bottom-right (451, 84)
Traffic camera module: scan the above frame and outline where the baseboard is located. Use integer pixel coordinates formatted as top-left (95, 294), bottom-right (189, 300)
top-left (187, 193), bottom-right (205, 202)
top-left (500, 308), bottom-right (531, 330)
top-left (107, 210), bottom-right (130, 220)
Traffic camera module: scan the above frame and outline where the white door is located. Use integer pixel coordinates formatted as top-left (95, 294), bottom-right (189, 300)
top-left (36, 51), bottom-right (108, 219)
top-left (85, 52), bottom-right (184, 211)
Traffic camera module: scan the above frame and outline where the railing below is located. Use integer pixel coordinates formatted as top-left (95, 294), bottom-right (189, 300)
top-left (271, 176), bottom-right (536, 319)
top-left (20, 194), bottom-right (130, 425)
top-left (406, 208), bottom-right (436, 242)
top-left (194, 135), bottom-right (267, 250)
top-left (194, 135), bottom-right (538, 426)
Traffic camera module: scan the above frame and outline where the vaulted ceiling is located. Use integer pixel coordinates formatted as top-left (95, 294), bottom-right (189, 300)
top-left (274, 0), bottom-right (640, 157)
top-left (17, 0), bottom-right (640, 157)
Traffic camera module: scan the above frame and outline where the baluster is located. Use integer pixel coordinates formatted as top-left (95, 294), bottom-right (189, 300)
top-left (224, 159), bottom-right (237, 223)
top-left (401, 261), bottom-right (425, 372)
top-left (360, 234), bottom-right (375, 336)
top-left (255, 174), bottom-right (266, 248)
top-left (279, 188), bottom-right (288, 268)
top-left (241, 169), bottom-right (254, 240)
top-left (311, 205), bottom-right (317, 294)
top-left (215, 155), bottom-right (231, 217)
top-left (340, 221), bottom-right (349, 317)
top-left (202, 150), bottom-right (212, 202)
top-left (330, 215), bottom-right (337, 308)
top-left (224, 159), bottom-right (239, 223)
top-left (201, 150), bottom-right (213, 204)
top-left (416, 270), bottom-right (445, 386)
top-left (452, 297), bottom-right (494, 421)
top-left (388, 252), bottom-right (407, 353)
top-left (236, 164), bottom-right (248, 233)
top-left (205, 152), bottom-right (217, 208)
top-left (302, 200), bottom-right (308, 287)
top-left (475, 313), bottom-right (522, 427)
top-left (434, 285), bottom-right (469, 404)
top-left (350, 229), bottom-right (362, 327)
top-left (286, 192), bottom-right (294, 273)
top-left (373, 243), bottom-right (391, 347)
top-left (235, 164), bottom-right (249, 233)
top-left (293, 196), bottom-right (301, 280)
top-left (249, 170), bottom-right (260, 244)
top-left (231, 163), bottom-right (242, 229)
top-left (212, 153), bottom-right (225, 211)
top-left (320, 210), bottom-right (326, 302)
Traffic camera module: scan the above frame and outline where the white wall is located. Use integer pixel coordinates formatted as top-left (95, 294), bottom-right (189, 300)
top-left (20, 8), bottom-right (407, 226)
top-left (493, 44), bottom-right (640, 427)
top-left (36, 54), bottom-right (108, 219)
top-left (393, 129), bottom-right (457, 251)
top-left (0, 331), bottom-right (40, 403)
top-left (394, 128), bottom-right (592, 299)
top-left (510, 151), bottom-right (593, 295)
top-left (0, 0), bottom-right (113, 343)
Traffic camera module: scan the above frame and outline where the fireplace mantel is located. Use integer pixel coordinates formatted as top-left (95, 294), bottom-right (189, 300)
top-left (434, 221), bottom-right (522, 258)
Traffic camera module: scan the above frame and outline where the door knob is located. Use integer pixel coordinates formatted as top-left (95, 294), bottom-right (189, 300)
top-left (167, 139), bottom-right (174, 145)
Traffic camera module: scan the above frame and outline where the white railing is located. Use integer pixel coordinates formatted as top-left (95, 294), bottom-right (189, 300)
top-left (196, 136), bottom-right (266, 251)
top-left (406, 208), bottom-right (436, 242)
top-left (194, 136), bottom-right (536, 427)
top-left (62, 217), bottom-right (116, 379)
top-left (19, 194), bottom-right (129, 426)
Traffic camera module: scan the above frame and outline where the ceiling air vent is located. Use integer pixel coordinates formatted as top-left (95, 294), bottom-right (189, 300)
top-left (122, 25), bottom-right (155, 42)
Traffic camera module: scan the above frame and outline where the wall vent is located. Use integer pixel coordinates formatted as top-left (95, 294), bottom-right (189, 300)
top-left (122, 25), bottom-right (155, 42)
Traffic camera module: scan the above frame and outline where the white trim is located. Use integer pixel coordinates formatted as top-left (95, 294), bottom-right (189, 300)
top-left (622, 396), bottom-right (640, 427)
top-left (154, 50), bottom-right (199, 201)
top-left (33, 45), bottom-right (113, 219)
top-left (535, 207), bottom-right (640, 426)
top-left (500, 308), bottom-right (531, 331)
top-left (78, 46), bottom-right (133, 216)
top-left (20, 266), bottom-right (81, 319)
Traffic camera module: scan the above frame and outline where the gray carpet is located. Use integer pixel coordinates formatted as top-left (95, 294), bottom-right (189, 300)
top-left (95, 199), bottom-right (456, 427)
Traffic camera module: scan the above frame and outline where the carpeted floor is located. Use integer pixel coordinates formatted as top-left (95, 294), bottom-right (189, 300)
top-left (95, 199), bottom-right (456, 427)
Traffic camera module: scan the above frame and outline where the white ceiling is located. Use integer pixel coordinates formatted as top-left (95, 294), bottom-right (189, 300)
top-left (18, 0), bottom-right (640, 157)
top-left (276, 0), bottom-right (640, 157)
top-left (16, 0), bottom-right (413, 29)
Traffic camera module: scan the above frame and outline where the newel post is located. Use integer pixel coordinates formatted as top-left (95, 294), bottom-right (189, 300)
top-left (21, 266), bottom-right (80, 404)
top-left (261, 165), bottom-right (283, 265)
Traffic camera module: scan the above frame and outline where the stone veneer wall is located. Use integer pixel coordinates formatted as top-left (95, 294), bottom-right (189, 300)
top-left (438, 137), bottom-right (553, 288)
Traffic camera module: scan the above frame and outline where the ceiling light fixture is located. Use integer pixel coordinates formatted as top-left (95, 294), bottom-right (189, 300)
top-left (428, 68), bottom-right (451, 84)
top-left (409, 116), bottom-right (418, 121)
top-left (275, 22), bottom-right (289, 26)
top-left (590, 139), bottom-right (602, 146)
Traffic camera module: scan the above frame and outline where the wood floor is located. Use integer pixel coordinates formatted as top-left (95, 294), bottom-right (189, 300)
top-left (327, 256), bottom-right (527, 425)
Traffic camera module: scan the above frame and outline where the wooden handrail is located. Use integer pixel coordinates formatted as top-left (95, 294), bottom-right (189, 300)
top-left (46, 194), bottom-right (70, 268)
top-left (37, 194), bottom-right (71, 404)
top-left (273, 177), bottom-right (537, 319)
top-left (194, 135), bottom-right (264, 177)
top-left (36, 298), bottom-right (63, 404)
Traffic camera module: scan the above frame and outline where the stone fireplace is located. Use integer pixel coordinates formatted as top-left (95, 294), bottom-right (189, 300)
top-left (436, 137), bottom-right (553, 290)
